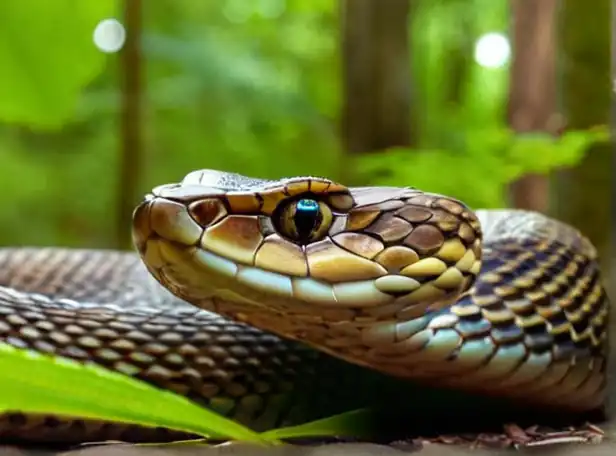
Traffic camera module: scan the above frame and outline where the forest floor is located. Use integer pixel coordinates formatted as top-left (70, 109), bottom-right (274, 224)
top-left (2, 425), bottom-right (616, 456)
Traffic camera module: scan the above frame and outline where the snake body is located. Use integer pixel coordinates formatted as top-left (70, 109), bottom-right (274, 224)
top-left (0, 170), bottom-right (608, 444)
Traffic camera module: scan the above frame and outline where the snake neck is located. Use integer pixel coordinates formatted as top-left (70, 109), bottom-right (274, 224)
top-left (196, 292), bottom-right (452, 379)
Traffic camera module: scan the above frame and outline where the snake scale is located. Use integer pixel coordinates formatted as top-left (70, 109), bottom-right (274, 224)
top-left (0, 169), bottom-right (608, 444)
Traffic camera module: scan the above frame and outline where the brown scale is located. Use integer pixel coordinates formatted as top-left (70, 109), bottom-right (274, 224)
top-left (403, 225), bottom-right (446, 256)
top-left (134, 176), bottom-right (608, 418)
top-left (567, 276), bottom-right (605, 349)
top-left (452, 253), bottom-right (526, 336)
top-left (395, 205), bottom-right (433, 223)
top-left (8, 172), bottom-right (605, 442)
top-left (186, 177), bottom-right (357, 223)
top-left (479, 238), bottom-right (605, 361)
top-left (0, 248), bottom-right (143, 304)
top-left (364, 213), bottom-right (413, 244)
top-left (329, 193), bottom-right (480, 289)
top-left (187, 179), bottom-right (482, 299)
top-left (0, 291), bottom-right (342, 441)
top-left (370, 204), bottom-right (476, 271)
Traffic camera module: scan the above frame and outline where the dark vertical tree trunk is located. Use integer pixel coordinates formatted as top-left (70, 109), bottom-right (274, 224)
top-left (506, 0), bottom-right (559, 212)
top-left (612, 0), bottom-right (616, 257)
top-left (340, 0), bottom-right (414, 166)
top-left (550, 0), bottom-right (611, 267)
top-left (117, 0), bottom-right (143, 250)
top-left (611, 0), bottom-right (616, 304)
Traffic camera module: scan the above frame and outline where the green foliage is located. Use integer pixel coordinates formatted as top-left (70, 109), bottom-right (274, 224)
top-left (0, 342), bottom-right (275, 443)
top-left (0, 0), bottom-right (118, 127)
top-left (0, 342), bottom-right (378, 442)
top-left (0, 0), bottom-right (604, 247)
top-left (0, 1), bottom-right (341, 247)
top-left (0, 0), bottom-right (606, 248)
top-left (262, 409), bottom-right (376, 440)
top-left (412, 0), bottom-right (510, 144)
top-left (356, 126), bottom-right (608, 209)
top-left (506, 127), bottom-right (609, 176)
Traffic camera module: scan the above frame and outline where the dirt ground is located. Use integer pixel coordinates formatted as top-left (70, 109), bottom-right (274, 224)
top-left (2, 434), bottom-right (616, 456)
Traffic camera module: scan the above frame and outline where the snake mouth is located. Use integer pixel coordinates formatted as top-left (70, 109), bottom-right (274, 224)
top-left (132, 170), bottom-right (483, 322)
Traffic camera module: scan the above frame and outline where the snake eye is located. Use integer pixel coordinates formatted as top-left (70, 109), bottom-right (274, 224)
top-left (276, 198), bottom-right (333, 244)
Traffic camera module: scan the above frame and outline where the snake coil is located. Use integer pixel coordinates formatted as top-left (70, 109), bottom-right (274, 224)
top-left (0, 169), bottom-right (607, 444)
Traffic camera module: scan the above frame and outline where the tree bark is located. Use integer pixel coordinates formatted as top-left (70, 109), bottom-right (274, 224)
top-left (117, 0), bottom-right (143, 250)
top-left (613, 0), bottom-right (616, 244)
top-left (550, 0), bottom-right (611, 265)
top-left (506, 0), bottom-right (559, 212)
top-left (611, 0), bottom-right (616, 302)
top-left (340, 0), bottom-right (414, 161)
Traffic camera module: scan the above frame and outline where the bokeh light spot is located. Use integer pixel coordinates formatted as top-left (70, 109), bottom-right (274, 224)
top-left (474, 32), bottom-right (510, 69)
top-left (93, 18), bottom-right (126, 53)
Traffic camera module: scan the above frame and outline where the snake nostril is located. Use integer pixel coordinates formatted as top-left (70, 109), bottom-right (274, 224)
top-left (188, 198), bottom-right (228, 227)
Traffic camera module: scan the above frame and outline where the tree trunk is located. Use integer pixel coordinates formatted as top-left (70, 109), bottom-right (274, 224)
top-left (611, 0), bottom-right (616, 303)
top-left (613, 0), bottom-right (616, 244)
top-left (340, 0), bottom-right (414, 163)
top-left (506, 0), bottom-right (559, 212)
top-left (550, 0), bottom-right (611, 268)
top-left (117, 0), bottom-right (143, 250)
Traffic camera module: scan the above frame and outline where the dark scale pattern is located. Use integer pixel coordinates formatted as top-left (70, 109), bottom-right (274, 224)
top-left (452, 237), bottom-right (608, 361)
top-left (0, 249), bottom-right (419, 444)
top-left (0, 182), bottom-right (608, 444)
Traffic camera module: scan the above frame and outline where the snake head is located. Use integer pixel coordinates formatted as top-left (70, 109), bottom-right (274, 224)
top-left (132, 170), bottom-right (482, 337)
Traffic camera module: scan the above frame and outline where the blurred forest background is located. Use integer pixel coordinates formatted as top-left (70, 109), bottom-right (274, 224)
top-left (0, 0), bottom-right (611, 285)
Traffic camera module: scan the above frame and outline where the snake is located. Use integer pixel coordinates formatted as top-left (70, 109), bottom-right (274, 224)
top-left (0, 169), bottom-right (608, 445)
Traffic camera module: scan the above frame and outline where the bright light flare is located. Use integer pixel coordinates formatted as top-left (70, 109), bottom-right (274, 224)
top-left (93, 18), bottom-right (126, 53)
top-left (474, 32), bottom-right (510, 69)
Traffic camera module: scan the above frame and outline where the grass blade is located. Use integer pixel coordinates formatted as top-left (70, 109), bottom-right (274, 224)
top-left (261, 409), bottom-right (376, 440)
top-left (0, 343), bottom-right (277, 444)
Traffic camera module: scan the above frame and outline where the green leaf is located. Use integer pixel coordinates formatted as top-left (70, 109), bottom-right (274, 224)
top-left (0, 343), bottom-right (276, 444)
top-left (355, 147), bottom-right (510, 209)
top-left (140, 410), bottom-right (378, 448)
top-left (0, 0), bottom-right (119, 128)
top-left (262, 409), bottom-right (376, 440)
top-left (354, 125), bottom-right (603, 210)
top-left (558, 126), bottom-right (610, 158)
top-left (505, 126), bottom-right (609, 174)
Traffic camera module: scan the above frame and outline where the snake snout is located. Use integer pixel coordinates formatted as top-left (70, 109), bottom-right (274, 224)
top-left (131, 189), bottom-right (240, 302)
top-left (132, 195), bottom-right (202, 248)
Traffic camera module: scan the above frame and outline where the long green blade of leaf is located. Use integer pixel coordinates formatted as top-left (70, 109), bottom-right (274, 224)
top-left (0, 343), bottom-right (276, 444)
top-left (261, 409), bottom-right (376, 440)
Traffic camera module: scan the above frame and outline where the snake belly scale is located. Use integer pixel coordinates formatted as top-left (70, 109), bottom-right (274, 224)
top-left (0, 169), bottom-right (608, 444)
